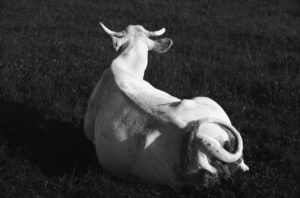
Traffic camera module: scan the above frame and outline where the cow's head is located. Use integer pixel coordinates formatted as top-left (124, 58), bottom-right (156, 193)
top-left (99, 22), bottom-right (173, 53)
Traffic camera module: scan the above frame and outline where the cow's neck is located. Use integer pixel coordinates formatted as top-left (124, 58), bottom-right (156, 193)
top-left (111, 38), bottom-right (148, 79)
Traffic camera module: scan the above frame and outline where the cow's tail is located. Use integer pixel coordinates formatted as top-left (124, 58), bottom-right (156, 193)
top-left (181, 118), bottom-right (243, 172)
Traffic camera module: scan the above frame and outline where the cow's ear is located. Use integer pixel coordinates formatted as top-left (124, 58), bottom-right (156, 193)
top-left (111, 36), bottom-right (129, 51)
top-left (151, 38), bottom-right (173, 53)
top-left (111, 36), bottom-right (120, 51)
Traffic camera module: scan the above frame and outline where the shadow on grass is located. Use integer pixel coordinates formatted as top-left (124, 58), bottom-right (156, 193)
top-left (0, 99), bottom-right (99, 176)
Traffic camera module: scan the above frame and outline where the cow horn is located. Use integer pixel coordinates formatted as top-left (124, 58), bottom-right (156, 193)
top-left (147, 28), bottom-right (166, 37)
top-left (196, 118), bottom-right (243, 163)
top-left (99, 22), bottom-right (125, 37)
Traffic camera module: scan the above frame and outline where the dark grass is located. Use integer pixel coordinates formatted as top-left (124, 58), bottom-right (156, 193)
top-left (0, 0), bottom-right (300, 197)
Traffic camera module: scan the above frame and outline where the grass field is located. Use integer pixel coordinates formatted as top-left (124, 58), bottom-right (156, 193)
top-left (1, 0), bottom-right (300, 197)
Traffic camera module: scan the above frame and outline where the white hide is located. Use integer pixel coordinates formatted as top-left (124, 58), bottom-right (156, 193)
top-left (84, 23), bottom-right (248, 186)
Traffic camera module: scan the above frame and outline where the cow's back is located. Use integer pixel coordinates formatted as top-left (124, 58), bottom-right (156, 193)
top-left (87, 69), bottom-right (182, 183)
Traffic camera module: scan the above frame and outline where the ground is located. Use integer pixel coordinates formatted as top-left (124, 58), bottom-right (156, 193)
top-left (0, 0), bottom-right (300, 197)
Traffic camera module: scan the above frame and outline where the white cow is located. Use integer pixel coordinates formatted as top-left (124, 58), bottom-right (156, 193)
top-left (84, 22), bottom-right (249, 186)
